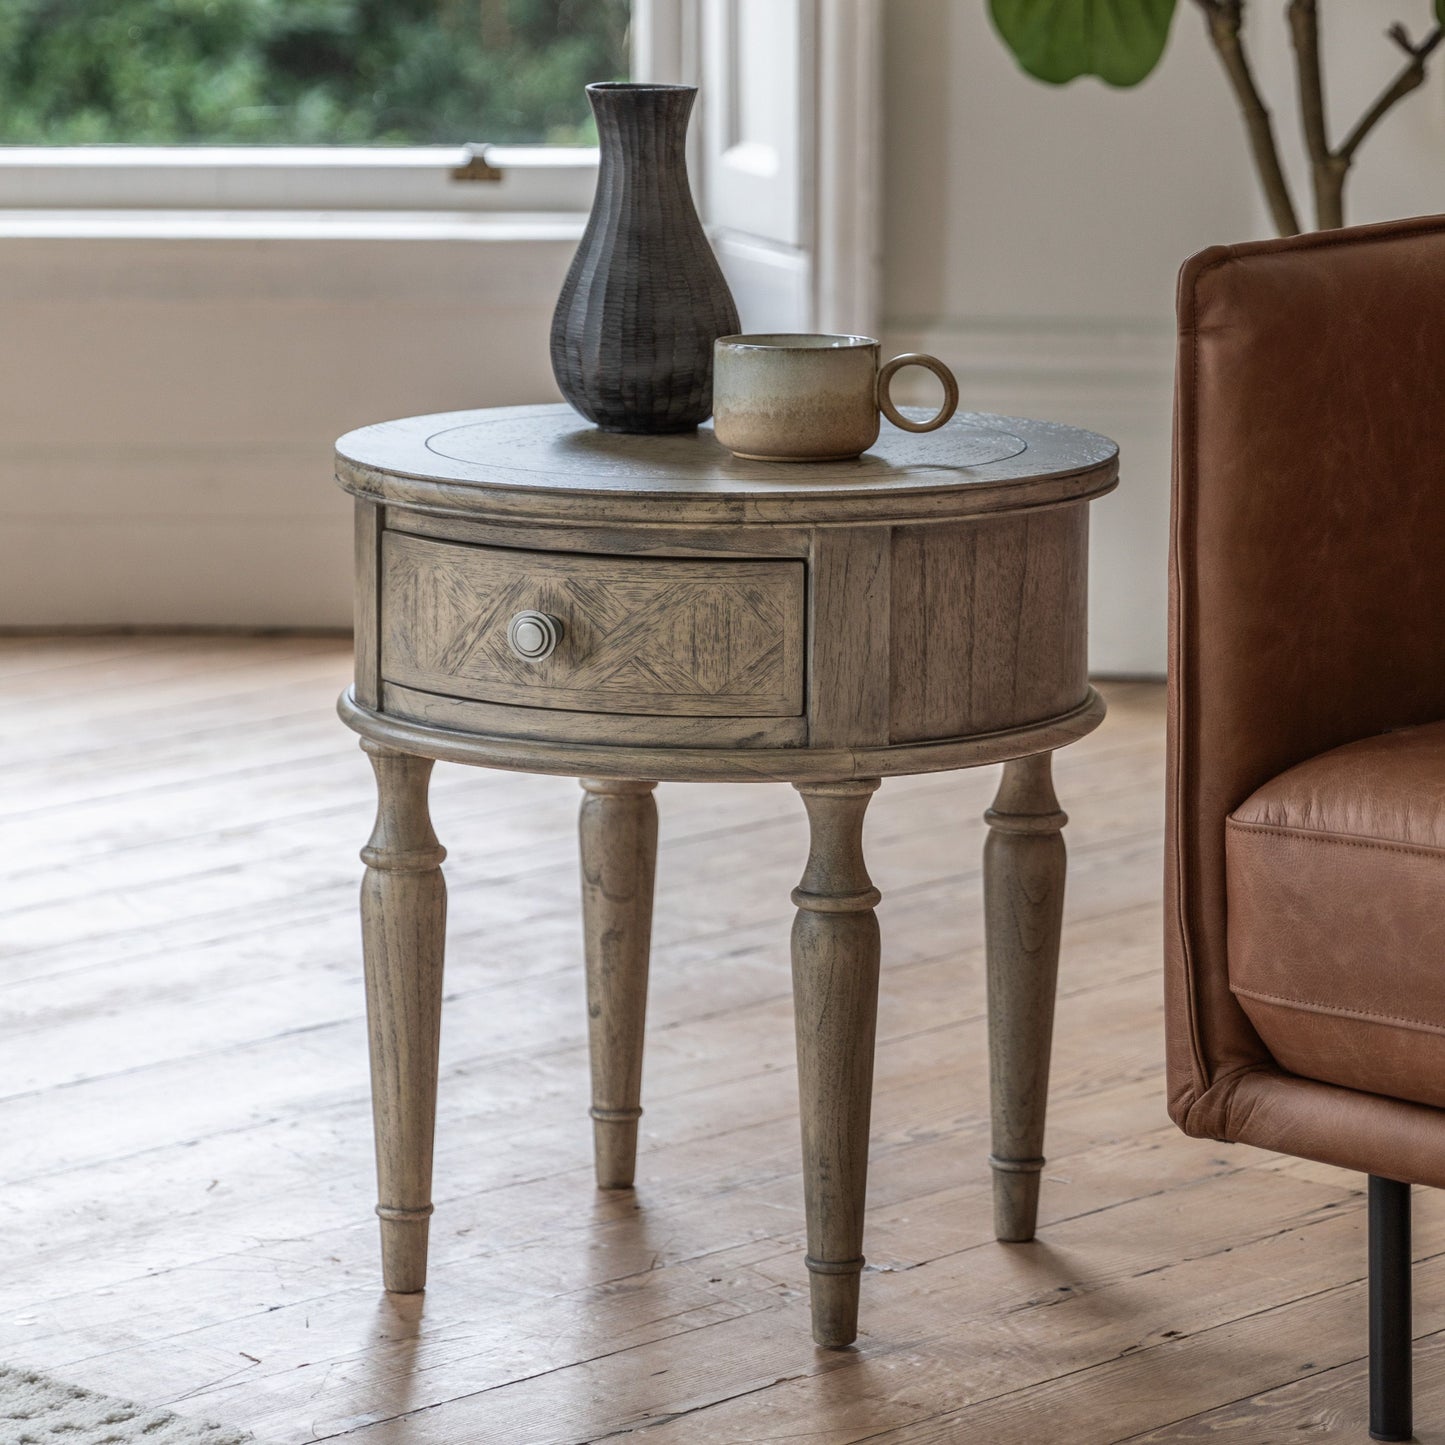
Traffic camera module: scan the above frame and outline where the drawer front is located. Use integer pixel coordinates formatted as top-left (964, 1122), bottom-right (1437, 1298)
top-left (380, 531), bottom-right (805, 717)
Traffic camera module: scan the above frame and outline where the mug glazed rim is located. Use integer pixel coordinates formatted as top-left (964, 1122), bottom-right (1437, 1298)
top-left (716, 332), bottom-right (878, 352)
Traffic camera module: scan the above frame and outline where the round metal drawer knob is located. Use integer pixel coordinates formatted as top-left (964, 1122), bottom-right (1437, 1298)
top-left (507, 610), bottom-right (562, 661)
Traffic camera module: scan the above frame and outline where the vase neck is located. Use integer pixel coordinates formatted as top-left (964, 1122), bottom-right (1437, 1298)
top-left (588, 84), bottom-right (695, 184)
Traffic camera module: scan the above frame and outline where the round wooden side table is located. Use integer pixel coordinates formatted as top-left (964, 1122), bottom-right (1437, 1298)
top-left (335, 402), bottom-right (1118, 1348)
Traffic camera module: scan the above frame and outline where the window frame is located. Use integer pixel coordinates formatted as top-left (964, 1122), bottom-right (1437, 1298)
top-left (0, 0), bottom-right (642, 216)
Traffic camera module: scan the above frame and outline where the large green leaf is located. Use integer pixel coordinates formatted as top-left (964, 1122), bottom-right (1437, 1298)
top-left (989, 0), bottom-right (1179, 88)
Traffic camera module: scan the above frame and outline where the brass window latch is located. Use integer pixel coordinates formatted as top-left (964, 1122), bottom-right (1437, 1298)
top-left (450, 144), bottom-right (504, 182)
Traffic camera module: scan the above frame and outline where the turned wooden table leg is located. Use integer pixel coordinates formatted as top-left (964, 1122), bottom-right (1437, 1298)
top-left (791, 778), bottom-right (883, 1349)
top-left (984, 751), bottom-right (1068, 1244)
top-left (359, 741), bottom-right (448, 1293)
top-left (579, 778), bottom-right (658, 1190)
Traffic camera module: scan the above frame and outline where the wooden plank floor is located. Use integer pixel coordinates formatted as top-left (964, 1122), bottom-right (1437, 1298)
top-left (0, 635), bottom-right (1438, 1444)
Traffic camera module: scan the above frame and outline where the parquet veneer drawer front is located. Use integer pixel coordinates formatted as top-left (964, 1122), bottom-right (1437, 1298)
top-left (380, 530), bottom-right (806, 718)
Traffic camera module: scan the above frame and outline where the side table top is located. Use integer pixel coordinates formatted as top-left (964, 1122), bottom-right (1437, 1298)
top-left (336, 403), bottom-right (1118, 526)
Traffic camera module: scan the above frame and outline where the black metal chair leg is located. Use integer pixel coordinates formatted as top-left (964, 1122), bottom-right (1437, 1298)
top-left (1370, 1175), bottom-right (1413, 1442)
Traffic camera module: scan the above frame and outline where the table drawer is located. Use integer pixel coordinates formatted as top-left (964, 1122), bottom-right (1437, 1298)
top-left (380, 531), bottom-right (806, 717)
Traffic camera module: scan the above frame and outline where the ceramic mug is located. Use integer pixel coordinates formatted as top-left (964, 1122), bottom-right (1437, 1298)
top-left (712, 333), bottom-right (959, 462)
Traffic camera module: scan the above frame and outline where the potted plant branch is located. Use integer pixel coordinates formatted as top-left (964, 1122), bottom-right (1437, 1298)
top-left (989, 1), bottom-right (1444, 235)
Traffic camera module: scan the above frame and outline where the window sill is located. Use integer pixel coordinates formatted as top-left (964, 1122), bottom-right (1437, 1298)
top-left (0, 146), bottom-right (599, 213)
top-left (0, 208), bottom-right (588, 242)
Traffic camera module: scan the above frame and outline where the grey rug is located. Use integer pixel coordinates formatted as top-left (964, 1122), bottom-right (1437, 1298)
top-left (0, 1366), bottom-right (257, 1445)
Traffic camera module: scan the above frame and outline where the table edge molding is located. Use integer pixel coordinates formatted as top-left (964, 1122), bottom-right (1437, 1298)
top-left (337, 686), bottom-right (1108, 783)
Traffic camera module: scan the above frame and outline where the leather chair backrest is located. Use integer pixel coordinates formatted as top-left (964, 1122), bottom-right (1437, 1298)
top-left (1168, 214), bottom-right (1445, 1129)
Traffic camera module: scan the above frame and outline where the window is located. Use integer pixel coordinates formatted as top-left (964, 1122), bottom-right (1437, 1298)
top-left (0, 0), bottom-right (631, 147)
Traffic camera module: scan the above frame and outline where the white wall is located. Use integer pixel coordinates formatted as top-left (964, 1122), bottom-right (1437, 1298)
top-left (880, 0), bottom-right (1445, 675)
top-left (0, 222), bottom-right (575, 627)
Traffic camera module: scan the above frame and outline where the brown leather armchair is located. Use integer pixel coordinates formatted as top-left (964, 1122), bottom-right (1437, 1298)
top-left (1168, 211), bottom-right (1445, 1441)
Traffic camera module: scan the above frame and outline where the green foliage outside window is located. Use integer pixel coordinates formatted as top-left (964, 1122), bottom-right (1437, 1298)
top-left (0, 0), bottom-right (630, 145)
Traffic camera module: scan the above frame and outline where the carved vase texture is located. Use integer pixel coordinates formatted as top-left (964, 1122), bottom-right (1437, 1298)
top-left (550, 83), bottom-right (741, 434)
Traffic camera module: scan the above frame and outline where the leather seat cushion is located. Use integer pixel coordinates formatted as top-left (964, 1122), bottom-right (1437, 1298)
top-left (1226, 720), bottom-right (1445, 1108)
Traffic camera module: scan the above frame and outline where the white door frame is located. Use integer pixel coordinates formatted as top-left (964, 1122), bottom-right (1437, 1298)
top-left (632, 0), bottom-right (882, 338)
top-left (812, 0), bottom-right (883, 336)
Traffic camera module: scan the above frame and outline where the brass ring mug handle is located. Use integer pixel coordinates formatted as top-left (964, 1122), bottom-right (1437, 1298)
top-left (876, 352), bottom-right (960, 434)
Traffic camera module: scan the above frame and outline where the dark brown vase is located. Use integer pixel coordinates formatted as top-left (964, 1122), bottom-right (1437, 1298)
top-left (550, 83), bottom-right (741, 434)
